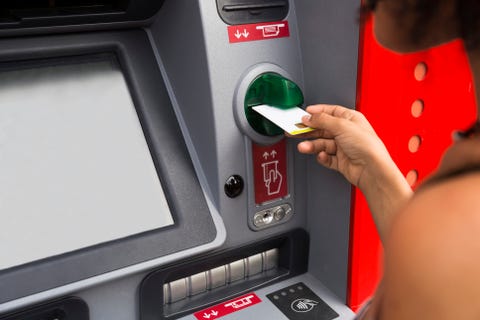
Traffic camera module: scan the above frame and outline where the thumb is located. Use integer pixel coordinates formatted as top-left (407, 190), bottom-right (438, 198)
top-left (303, 112), bottom-right (351, 137)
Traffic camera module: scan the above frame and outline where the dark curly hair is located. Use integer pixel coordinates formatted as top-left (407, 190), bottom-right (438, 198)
top-left (362, 0), bottom-right (480, 50)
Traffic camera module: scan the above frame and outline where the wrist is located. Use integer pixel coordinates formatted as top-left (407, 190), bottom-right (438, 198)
top-left (358, 152), bottom-right (413, 240)
top-left (361, 152), bottom-right (411, 198)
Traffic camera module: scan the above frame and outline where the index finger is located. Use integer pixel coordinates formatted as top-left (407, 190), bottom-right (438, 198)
top-left (302, 112), bottom-right (353, 137)
top-left (305, 104), bottom-right (355, 120)
top-left (305, 104), bottom-right (373, 130)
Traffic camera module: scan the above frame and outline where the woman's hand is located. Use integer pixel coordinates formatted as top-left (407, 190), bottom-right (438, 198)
top-left (293, 104), bottom-right (413, 241)
top-left (295, 104), bottom-right (390, 189)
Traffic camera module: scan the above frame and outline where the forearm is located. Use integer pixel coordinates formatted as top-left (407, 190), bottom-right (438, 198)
top-left (359, 156), bottom-right (413, 242)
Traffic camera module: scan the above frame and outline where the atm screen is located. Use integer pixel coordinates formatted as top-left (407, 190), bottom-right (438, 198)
top-left (0, 31), bottom-right (217, 305)
top-left (0, 55), bottom-right (174, 271)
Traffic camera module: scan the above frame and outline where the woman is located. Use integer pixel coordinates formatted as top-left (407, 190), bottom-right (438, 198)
top-left (295, 0), bottom-right (480, 318)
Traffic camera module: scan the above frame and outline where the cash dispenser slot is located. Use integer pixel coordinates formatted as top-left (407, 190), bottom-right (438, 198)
top-left (217, 0), bottom-right (289, 25)
top-left (140, 230), bottom-right (309, 320)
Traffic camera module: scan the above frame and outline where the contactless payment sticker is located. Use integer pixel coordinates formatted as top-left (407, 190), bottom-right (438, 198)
top-left (252, 104), bottom-right (315, 135)
top-left (267, 282), bottom-right (339, 320)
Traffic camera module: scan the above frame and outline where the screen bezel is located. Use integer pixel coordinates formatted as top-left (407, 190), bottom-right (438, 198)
top-left (0, 29), bottom-right (218, 304)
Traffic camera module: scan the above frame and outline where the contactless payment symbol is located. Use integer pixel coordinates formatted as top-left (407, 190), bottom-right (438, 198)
top-left (291, 298), bottom-right (319, 313)
top-left (267, 283), bottom-right (339, 320)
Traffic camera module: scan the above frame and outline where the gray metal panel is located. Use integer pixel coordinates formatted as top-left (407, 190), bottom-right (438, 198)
top-left (294, 0), bottom-right (361, 301)
top-left (0, 29), bottom-right (223, 310)
top-left (74, 272), bottom-right (147, 320)
top-left (46, 272), bottom-right (353, 320)
top-left (176, 273), bottom-right (354, 320)
top-left (149, 0), bottom-right (220, 206)
top-left (149, 0), bottom-right (308, 251)
top-left (197, 0), bottom-right (309, 244)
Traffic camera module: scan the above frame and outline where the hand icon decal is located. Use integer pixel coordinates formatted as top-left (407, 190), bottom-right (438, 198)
top-left (262, 161), bottom-right (283, 195)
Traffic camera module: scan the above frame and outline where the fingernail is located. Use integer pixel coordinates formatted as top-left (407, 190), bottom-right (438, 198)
top-left (302, 115), bottom-right (311, 122)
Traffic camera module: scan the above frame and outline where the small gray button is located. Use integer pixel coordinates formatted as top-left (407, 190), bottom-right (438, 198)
top-left (168, 278), bottom-right (187, 303)
top-left (284, 204), bottom-right (293, 216)
top-left (246, 253), bottom-right (263, 277)
top-left (253, 204), bottom-right (293, 229)
top-left (189, 272), bottom-right (207, 296)
top-left (263, 248), bottom-right (279, 271)
top-left (228, 259), bottom-right (245, 283)
top-left (253, 210), bottom-right (274, 227)
top-left (274, 207), bottom-right (286, 221)
top-left (254, 212), bottom-right (266, 227)
top-left (208, 265), bottom-right (226, 289)
top-left (262, 210), bottom-right (274, 224)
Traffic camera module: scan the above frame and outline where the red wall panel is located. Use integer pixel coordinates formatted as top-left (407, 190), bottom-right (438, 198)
top-left (349, 15), bottom-right (477, 310)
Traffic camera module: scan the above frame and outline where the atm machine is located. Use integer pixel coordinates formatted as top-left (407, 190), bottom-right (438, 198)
top-left (0, 1), bottom-right (359, 319)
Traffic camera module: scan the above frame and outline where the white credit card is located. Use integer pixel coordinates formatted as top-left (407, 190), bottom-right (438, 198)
top-left (252, 104), bottom-right (315, 135)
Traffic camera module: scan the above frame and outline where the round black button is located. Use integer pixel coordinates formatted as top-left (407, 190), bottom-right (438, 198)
top-left (224, 175), bottom-right (244, 198)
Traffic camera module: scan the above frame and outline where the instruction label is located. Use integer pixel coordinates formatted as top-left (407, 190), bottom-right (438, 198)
top-left (194, 293), bottom-right (261, 320)
top-left (252, 139), bottom-right (288, 204)
top-left (228, 20), bottom-right (290, 43)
